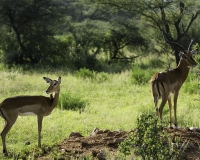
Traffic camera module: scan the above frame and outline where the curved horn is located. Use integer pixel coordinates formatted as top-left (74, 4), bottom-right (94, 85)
top-left (162, 31), bottom-right (185, 52)
top-left (187, 39), bottom-right (194, 52)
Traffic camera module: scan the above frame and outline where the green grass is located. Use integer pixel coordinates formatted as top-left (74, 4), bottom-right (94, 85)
top-left (0, 56), bottom-right (199, 158)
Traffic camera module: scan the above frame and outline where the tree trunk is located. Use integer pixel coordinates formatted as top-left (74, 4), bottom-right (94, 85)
top-left (174, 46), bottom-right (181, 66)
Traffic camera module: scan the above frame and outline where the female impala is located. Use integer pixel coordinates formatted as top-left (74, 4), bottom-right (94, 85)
top-left (150, 32), bottom-right (197, 128)
top-left (0, 77), bottom-right (61, 156)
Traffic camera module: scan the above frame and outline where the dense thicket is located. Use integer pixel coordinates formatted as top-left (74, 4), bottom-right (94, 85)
top-left (0, 0), bottom-right (199, 69)
top-left (0, 0), bottom-right (67, 65)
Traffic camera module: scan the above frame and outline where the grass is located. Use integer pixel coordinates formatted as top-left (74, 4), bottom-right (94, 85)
top-left (0, 55), bottom-right (199, 158)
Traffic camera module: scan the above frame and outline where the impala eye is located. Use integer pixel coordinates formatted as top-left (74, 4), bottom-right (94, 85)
top-left (184, 55), bottom-right (189, 59)
top-left (52, 82), bottom-right (56, 86)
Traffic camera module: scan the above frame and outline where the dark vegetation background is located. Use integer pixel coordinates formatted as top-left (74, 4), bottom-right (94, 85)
top-left (0, 1), bottom-right (200, 159)
top-left (0, 0), bottom-right (200, 70)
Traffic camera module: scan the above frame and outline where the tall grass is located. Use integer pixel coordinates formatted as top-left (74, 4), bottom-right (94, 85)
top-left (0, 55), bottom-right (199, 158)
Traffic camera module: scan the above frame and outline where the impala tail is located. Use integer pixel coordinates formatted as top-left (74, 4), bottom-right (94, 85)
top-left (151, 73), bottom-right (165, 102)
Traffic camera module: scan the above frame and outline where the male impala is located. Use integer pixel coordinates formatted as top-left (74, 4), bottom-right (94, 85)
top-left (0, 77), bottom-right (61, 156)
top-left (150, 32), bottom-right (197, 128)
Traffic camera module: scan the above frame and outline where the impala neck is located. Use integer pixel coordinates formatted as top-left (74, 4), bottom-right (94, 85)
top-left (50, 90), bottom-right (60, 111)
top-left (177, 58), bottom-right (190, 82)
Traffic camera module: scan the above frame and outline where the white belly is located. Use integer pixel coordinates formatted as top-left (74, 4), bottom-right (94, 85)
top-left (19, 112), bottom-right (36, 116)
top-left (18, 104), bottom-right (40, 116)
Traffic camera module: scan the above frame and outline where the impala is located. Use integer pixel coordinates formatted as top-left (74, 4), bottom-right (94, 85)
top-left (0, 76), bottom-right (61, 156)
top-left (150, 32), bottom-right (198, 128)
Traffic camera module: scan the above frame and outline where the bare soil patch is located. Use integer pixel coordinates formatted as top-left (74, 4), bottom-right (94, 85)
top-left (38, 127), bottom-right (200, 160)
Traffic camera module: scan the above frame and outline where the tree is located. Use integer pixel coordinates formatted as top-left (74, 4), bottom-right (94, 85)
top-left (104, 17), bottom-right (146, 64)
top-left (89, 0), bottom-right (200, 65)
top-left (66, 2), bottom-right (146, 66)
top-left (0, 0), bottom-right (66, 65)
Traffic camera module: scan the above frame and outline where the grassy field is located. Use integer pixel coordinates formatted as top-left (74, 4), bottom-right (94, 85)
top-left (0, 55), bottom-right (199, 159)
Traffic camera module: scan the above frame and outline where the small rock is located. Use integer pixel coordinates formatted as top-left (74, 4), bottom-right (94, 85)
top-left (91, 127), bottom-right (100, 136)
top-left (69, 132), bottom-right (83, 138)
top-left (81, 141), bottom-right (88, 148)
top-left (107, 138), bottom-right (125, 145)
top-left (103, 129), bottom-right (110, 133)
top-left (92, 150), bottom-right (98, 157)
top-left (113, 138), bottom-right (125, 144)
top-left (61, 149), bottom-right (65, 152)
top-left (97, 150), bottom-right (106, 160)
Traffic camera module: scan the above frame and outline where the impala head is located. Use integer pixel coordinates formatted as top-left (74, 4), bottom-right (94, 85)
top-left (43, 77), bottom-right (61, 94)
top-left (180, 49), bottom-right (198, 68)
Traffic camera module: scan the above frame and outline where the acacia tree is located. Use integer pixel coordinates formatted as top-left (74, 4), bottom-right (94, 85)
top-left (104, 18), bottom-right (146, 63)
top-left (88, 0), bottom-right (200, 65)
top-left (65, 2), bottom-right (146, 67)
top-left (0, 0), bottom-right (66, 65)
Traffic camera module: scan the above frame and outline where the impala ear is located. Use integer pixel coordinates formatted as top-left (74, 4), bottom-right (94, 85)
top-left (43, 77), bottom-right (52, 83)
top-left (58, 77), bottom-right (61, 84)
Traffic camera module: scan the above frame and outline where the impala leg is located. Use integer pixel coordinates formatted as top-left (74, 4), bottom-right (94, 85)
top-left (37, 115), bottom-right (43, 147)
top-left (153, 96), bottom-right (159, 116)
top-left (168, 95), bottom-right (173, 128)
top-left (174, 92), bottom-right (179, 128)
top-left (1, 118), bottom-right (17, 156)
top-left (159, 96), bottom-right (168, 124)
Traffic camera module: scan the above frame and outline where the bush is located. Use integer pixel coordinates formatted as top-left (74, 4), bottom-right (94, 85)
top-left (58, 91), bottom-right (87, 111)
top-left (148, 59), bottom-right (165, 68)
top-left (119, 113), bottom-right (182, 160)
top-left (75, 68), bottom-right (110, 83)
top-left (183, 81), bottom-right (199, 94)
top-left (75, 67), bottom-right (96, 79)
top-left (131, 66), bottom-right (154, 84)
top-left (183, 71), bottom-right (200, 94)
top-left (74, 54), bottom-right (101, 71)
top-left (95, 72), bottom-right (109, 82)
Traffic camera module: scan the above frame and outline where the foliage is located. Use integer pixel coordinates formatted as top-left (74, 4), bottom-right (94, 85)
top-left (58, 91), bottom-right (87, 111)
top-left (0, 0), bottom-right (199, 69)
top-left (183, 66), bottom-right (200, 94)
top-left (75, 68), bottom-right (96, 79)
top-left (0, 0), bottom-right (67, 65)
top-left (89, 0), bottom-right (200, 65)
top-left (131, 65), bottom-right (154, 84)
top-left (183, 79), bottom-right (199, 94)
top-left (119, 113), bottom-right (181, 160)
top-left (148, 59), bottom-right (165, 68)
top-left (75, 68), bottom-right (111, 84)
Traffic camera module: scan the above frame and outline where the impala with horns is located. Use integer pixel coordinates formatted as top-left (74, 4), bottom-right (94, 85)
top-left (150, 31), bottom-right (197, 128)
top-left (0, 77), bottom-right (61, 156)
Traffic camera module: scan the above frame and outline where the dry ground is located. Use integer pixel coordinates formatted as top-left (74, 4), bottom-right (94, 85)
top-left (38, 127), bottom-right (200, 160)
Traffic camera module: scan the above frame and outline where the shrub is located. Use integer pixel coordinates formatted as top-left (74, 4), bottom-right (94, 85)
top-left (131, 66), bottom-right (154, 84)
top-left (148, 59), bottom-right (165, 68)
top-left (75, 67), bottom-right (96, 79)
top-left (183, 81), bottom-right (199, 94)
top-left (183, 71), bottom-right (200, 94)
top-left (95, 72), bottom-right (109, 82)
top-left (74, 54), bottom-right (100, 71)
top-left (75, 68), bottom-right (110, 83)
top-left (58, 91), bottom-right (87, 111)
top-left (119, 113), bottom-right (182, 160)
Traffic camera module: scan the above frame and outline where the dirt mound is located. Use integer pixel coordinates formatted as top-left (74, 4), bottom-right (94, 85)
top-left (57, 128), bottom-right (130, 159)
top-left (38, 127), bottom-right (200, 159)
top-left (167, 127), bottom-right (200, 159)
